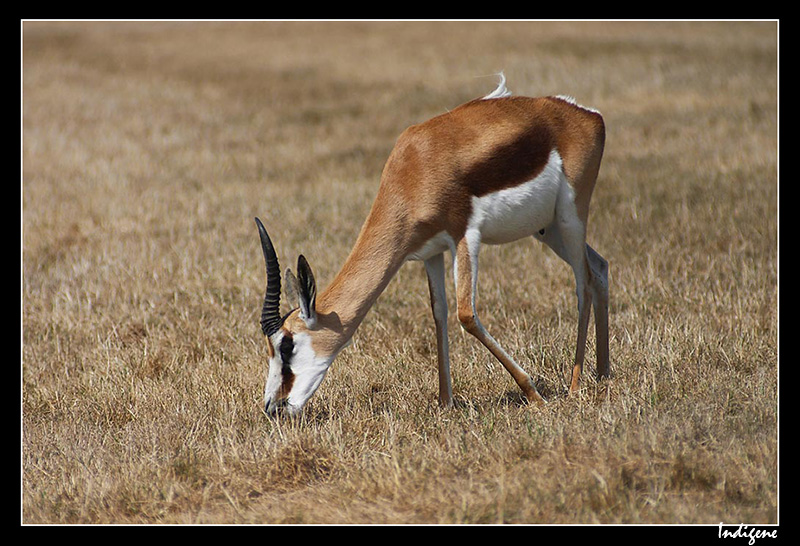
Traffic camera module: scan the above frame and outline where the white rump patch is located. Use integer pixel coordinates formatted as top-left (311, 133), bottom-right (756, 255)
top-left (482, 72), bottom-right (512, 100)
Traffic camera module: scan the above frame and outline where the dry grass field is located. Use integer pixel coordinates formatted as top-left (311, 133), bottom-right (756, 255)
top-left (22, 21), bottom-right (778, 525)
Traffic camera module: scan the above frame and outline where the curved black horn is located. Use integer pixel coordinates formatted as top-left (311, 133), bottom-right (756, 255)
top-left (255, 217), bottom-right (282, 337)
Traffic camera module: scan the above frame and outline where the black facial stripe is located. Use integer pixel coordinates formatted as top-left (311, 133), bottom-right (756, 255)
top-left (279, 334), bottom-right (294, 376)
top-left (277, 333), bottom-right (295, 399)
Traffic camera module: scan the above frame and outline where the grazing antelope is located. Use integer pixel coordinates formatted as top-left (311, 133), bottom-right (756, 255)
top-left (255, 75), bottom-right (609, 415)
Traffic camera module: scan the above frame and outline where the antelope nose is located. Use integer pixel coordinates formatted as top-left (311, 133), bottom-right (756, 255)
top-left (264, 397), bottom-right (287, 416)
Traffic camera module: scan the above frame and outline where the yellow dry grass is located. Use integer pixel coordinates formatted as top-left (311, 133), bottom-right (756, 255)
top-left (22, 21), bottom-right (777, 524)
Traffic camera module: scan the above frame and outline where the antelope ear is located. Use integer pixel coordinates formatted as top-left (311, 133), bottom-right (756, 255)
top-left (296, 255), bottom-right (317, 328)
top-left (284, 268), bottom-right (299, 311)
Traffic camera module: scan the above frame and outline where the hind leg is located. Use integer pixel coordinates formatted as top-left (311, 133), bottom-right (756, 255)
top-left (537, 218), bottom-right (610, 390)
top-left (567, 252), bottom-right (593, 393)
top-left (535, 192), bottom-right (593, 393)
top-left (587, 245), bottom-right (610, 379)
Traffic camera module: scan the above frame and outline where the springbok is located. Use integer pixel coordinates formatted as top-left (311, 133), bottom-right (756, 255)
top-left (255, 75), bottom-right (609, 415)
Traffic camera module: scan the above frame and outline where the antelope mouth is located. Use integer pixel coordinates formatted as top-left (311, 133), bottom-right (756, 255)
top-left (264, 398), bottom-right (305, 419)
top-left (264, 396), bottom-right (290, 416)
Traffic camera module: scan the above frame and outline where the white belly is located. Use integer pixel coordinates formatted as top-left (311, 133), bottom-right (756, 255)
top-left (470, 148), bottom-right (564, 245)
top-left (406, 149), bottom-right (566, 261)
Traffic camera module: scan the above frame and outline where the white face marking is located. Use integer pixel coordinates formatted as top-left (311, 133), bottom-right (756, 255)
top-left (264, 330), bottom-right (334, 416)
top-left (284, 332), bottom-right (332, 412)
top-left (469, 149), bottom-right (565, 245)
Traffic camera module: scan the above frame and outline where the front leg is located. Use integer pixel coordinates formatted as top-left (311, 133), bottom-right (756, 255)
top-left (424, 253), bottom-right (453, 408)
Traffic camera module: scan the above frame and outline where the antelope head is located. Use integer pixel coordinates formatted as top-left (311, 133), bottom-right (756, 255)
top-left (255, 217), bottom-right (334, 416)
